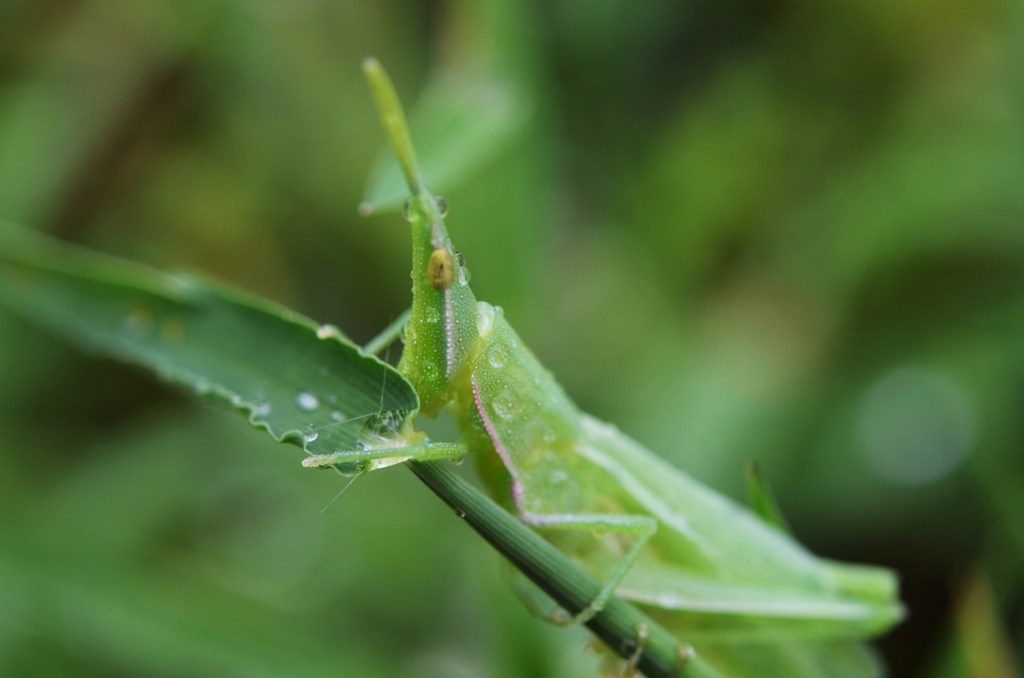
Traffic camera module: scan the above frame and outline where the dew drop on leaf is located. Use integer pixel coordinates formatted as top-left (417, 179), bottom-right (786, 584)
top-left (296, 392), bottom-right (319, 411)
top-left (317, 324), bottom-right (341, 340)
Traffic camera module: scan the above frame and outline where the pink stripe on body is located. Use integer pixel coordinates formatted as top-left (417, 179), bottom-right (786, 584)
top-left (471, 374), bottom-right (524, 511)
top-left (444, 290), bottom-right (456, 379)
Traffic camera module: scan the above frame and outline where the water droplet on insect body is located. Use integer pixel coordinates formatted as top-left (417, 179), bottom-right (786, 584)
top-left (492, 390), bottom-right (519, 421)
top-left (655, 593), bottom-right (681, 609)
top-left (488, 346), bottom-right (508, 369)
top-left (476, 303), bottom-right (496, 336)
top-left (425, 306), bottom-right (440, 324)
top-left (548, 470), bottom-right (568, 485)
top-left (434, 195), bottom-right (449, 218)
top-left (422, 360), bottom-right (438, 380)
top-left (296, 392), bottom-right (319, 411)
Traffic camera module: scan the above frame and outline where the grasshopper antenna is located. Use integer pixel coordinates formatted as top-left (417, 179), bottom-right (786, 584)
top-left (362, 57), bottom-right (425, 197)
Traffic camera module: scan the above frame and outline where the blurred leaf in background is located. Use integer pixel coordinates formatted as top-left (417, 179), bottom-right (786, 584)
top-left (1, 0), bottom-right (1021, 676)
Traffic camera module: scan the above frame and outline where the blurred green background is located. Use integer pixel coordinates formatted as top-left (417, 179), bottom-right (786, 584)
top-left (1, 0), bottom-right (1022, 675)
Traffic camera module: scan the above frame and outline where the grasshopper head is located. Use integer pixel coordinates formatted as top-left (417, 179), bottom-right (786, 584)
top-left (363, 58), bottom-right (479, 415)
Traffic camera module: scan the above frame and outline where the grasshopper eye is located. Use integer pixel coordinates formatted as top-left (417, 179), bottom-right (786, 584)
top-left (428, 248), bottom-right (456, 291)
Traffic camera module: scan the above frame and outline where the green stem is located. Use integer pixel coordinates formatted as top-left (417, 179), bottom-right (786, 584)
top-left (407, 460), bottom-right (718, 678)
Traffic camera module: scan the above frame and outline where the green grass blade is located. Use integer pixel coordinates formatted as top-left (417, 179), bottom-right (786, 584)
top-left (0, 223), bottom-right (419, 462)
top-left (409, 460), bottom-right (719, 678)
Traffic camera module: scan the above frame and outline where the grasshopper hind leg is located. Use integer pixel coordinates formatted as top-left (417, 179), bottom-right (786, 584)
top-left (522, 511), bottom-right (658, 626)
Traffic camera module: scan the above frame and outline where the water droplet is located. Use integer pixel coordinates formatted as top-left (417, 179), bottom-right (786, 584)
top-left (492, 390), bottom-right (519, 421)
top-left (355, 440), bottom-right (369, 452)
top-left (230, 394), bottom-right (243, 406)
top-left (548, 470), bottom-right (568, 485)
top-left (476, 303), bottom-right (496, 336)
top-left (303, 425), bottom-right (319, 443)
top-left (402, 197), bottom-right (415, 222)
top-left (434, 196), bottom-right (449, 218)
top-left (488, 346), bottom-right (508, 369)
top-left (425, 306), bottom-right (440, 324)
top-left (317, 324), bottom-right (341, 340)
top-left (455, 508), bottom-right (466, 519)
top-left (253, 401), bottom-right (272, 417)
top-left (330, 410), bottom-right (346, 422)
top-left (456, 266), bottom-right (469, 287)
top-left (296, 392), bottom-right (319, 411)
top-left (541, 427), bottom-right (557, 444)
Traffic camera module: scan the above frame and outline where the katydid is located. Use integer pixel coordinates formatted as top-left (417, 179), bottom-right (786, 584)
top-left (306, 58), bottom-right (903, 676)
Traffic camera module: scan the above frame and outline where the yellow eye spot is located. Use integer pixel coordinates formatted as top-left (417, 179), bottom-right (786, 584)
top-left (428, 248), bottom-right (455, 290)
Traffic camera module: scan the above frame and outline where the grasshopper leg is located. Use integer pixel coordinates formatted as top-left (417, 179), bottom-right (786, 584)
top-left (623, 623), bottom-right (648, 677)
top-left (362, 307), bottom-right (411, 356)
top-left (302, 441), bottom-right (467, 471)
top-left (522, 512), bottom-right (657, 626)
top-left (501, 562), bottom-right (563, 621)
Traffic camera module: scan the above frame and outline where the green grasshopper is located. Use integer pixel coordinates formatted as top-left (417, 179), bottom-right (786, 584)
top-left (305, 59), bottom-right (903, 676)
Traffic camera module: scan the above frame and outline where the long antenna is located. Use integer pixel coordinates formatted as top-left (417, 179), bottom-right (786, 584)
top-left (362, 57), bottom-right (424, 196)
